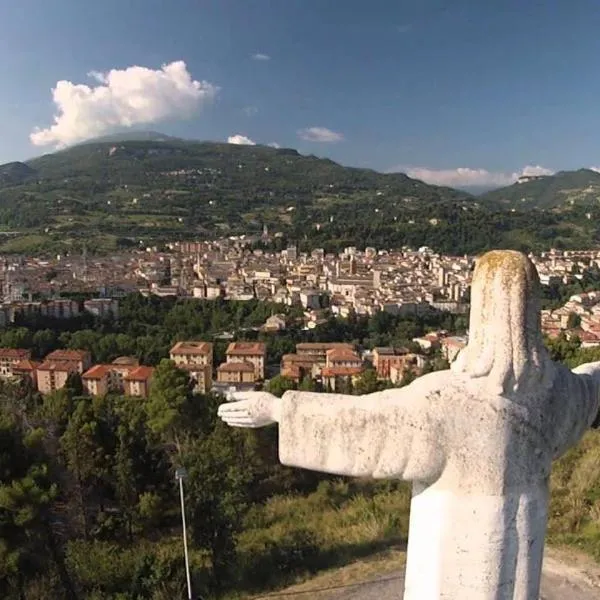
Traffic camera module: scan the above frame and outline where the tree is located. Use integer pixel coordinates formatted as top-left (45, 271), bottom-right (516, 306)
top-left (353, 368), bottom-right (382, 395)
top-left (64, 372), bottom-right (83, 398)
top-left (0, 412), bottom-right (71, 599)
top-left (60, 399), bottom-right (111, 537)
top-left (186, 422), bottom-right (255, 594)
top-left (567, 312), bottom-right (582, 330)
top-left (145, 360), bottom-right (193, 452)
top-left (266, 375), bottom-right (296, 398)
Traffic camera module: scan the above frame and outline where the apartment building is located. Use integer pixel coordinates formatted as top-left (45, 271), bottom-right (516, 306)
top-left (373, 347), bottom-right (426, 382)
top-left (321, 347), bottom-right (364, 391)
top-left (295, 342), bottom-right (356, 361)
top-left (124, 366), bottom-right (154, 398)
top-left (45, 349), bottom-right (92, 374)
top-left (37, 361), bottom-right (78, 394)
top-left (12, 359), bottom-right (40, 384)
top-left (109, 356), bottom-right (139, 392)
top-left (225, 342), bottom-right (266, 380)
top-left (0, 348), bottom-right (32, 378)
top-left (83, 298), bottom-right (120, 319)
top-left (216, 361), bottom-right (256, 385)
top-left (41, 299), bottom-right (80, 319)
top-left (177, 363), bottom-right (212, 394)
top-left (82, 365), bottom-right (111, 397)
top-left (169, 341), bottom-right (213, 368)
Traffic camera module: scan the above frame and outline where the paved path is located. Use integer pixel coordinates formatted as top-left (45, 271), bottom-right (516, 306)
top-left (296, 549), bottom-right (600, 599)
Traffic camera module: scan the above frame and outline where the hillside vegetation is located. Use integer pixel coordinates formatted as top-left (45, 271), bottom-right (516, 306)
top-left (481, 169), bottom-right (600, 210)
top-left (1, 137), bottom-right (600, 254)
top-left (0, 292), bottom-right (599, 599)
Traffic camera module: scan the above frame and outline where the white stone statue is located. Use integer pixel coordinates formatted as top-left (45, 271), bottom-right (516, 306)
top-left (218, 250), bottom-right (600, 600)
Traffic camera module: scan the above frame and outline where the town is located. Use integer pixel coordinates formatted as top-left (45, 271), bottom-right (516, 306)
top-left (0, 239), bottom-right (599, 398)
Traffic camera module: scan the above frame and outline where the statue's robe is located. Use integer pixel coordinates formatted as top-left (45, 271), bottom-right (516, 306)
top-left (277, 366), bottom-right (600, 599)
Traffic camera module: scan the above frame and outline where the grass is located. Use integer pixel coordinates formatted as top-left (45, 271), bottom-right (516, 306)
top-left (0, 233), bottom-right (51, 253)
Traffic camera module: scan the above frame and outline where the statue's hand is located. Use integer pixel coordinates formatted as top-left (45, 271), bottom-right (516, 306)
top-left (217, 391), bottom-right (281, 428)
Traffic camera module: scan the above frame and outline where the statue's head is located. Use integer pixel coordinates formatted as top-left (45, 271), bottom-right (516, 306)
top-left (451, 250), bottom-right (552, 397)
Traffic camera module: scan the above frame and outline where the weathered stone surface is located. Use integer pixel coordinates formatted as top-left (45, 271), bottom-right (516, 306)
top-left (218, 250), bottom-right (600, 599)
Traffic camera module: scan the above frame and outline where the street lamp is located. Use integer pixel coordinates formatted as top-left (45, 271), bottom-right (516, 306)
top-left (175, 467), bottom-right (193, 600)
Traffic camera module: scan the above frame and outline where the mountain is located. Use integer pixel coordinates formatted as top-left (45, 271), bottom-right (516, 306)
top-left (0, 137), bottom-right (479, 254)
top-left (0, 161), bottom-right (36, 186)
top-left (74, 130), bottom-right (183, 146)
top-left (480, 169), bottom-right (600, 209)
top-left (2, 136), bottom-right (599, 256)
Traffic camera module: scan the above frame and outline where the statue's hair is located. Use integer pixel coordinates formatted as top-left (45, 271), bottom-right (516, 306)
top-left (451, 250), bottom-right (554, 397)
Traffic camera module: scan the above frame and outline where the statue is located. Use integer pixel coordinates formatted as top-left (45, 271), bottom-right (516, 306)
top-left (218, 250), bottom-right (600, 599)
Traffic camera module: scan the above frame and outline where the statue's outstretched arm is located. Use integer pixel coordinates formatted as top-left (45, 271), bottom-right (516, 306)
top-left (218, 376), bottom-right (445, 481)
top-left (572, 361), bottom-right (600, 428)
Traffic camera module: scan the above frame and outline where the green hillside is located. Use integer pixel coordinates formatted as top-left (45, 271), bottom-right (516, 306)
top-left (0, 138), bottom-right (476, 253)
top-left (480, 169), bottom-right (600, 210)
top-left (1, 137), bottom-right (600, 255)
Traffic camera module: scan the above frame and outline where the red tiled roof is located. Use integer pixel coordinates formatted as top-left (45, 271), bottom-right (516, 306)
top-left (124, 366), bottom-right (154, 381)
top-left (82, 364), bottom-right (111, 379)
top-left (226, 342), bottom-right (266, 356)
top-left (296, 342), bottom-right (355, 352)
top-left (218, 361), bottom-right (255, 373)
top-left (0, 348), bottom-right (31, 359)
top-left (37, 360), bottom-right (78, 373)
top-left (170, 341), bottom-right (213, 355)
top-left (321, 366), bottom-right (364, 377)
top-left (12, 359), bottom-right (40, 372)
top-left (112, 356), bottom-right (139, 366)
top-left (281, 354), bottom-right (317, 364)
top-left (281, 365), bottom-right (301, 379)
top-left (326, 348), bottom-right (361, 362)
top-left (46, 349), bottom-right (90, 361)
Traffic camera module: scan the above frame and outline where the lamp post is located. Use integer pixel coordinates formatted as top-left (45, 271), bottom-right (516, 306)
top-left (175, 467), bottom-right (193, 600)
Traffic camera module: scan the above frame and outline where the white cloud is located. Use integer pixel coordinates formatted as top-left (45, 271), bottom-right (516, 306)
top-left (268, 142), bottom-right (280, 148)
top-left (590, 166), bottom-right (600, 173)
top-left (227, 134), bottom-right (255, 145)
top-left (30, 61), bottom-right (218, 148)
top-left (242, 105), bottom-right (258, 116)
top-left (392, 164), bottom-right (554, 188)
top-left (297, 126), bottom-right (344, 143)
top-left (519, 165), bottom-right (553, 177)
top-left (252, 53), bottom-right (270, 61)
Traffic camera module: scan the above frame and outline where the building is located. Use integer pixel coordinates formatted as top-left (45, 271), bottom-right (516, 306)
top-left (262, 314), bottom-right (287, 332)
top-left (225, 342), bottom-right (266, 380)
top-left (45, 349), bottom-right (92, 373)
top-left (109, 356), bottom-right (140, 392)
top-left (441, 336), bottom-right (468, 363)
top-left (321, 366), bottom-right (364, 392)
top-left (12, 359), bottom-right (40, 384)
top-left (169, 341), bottom-right (213, 368)
top-left (82, 365), bottom-right (111, 397)
top-left (325, 347), bottom-right (363, 370)
top-left (0, 348), bottom-right (32, 379)
top-left (41, 299), bottom-right (80, 319)
top-left (280, 353), bottom-right (320, 383)
top-left (371, 347), bottom-right (426, 380)
top-left (320, 347), bottom-right (364, 392)
top-left (216, 361), bottom-right (256, 385)
top-left (84, 298), bottom-right (120, 319)
top-left (178, 364), bottom-right (212, 394)
top-left (123, 366), bottom-right (154, 398)
top-left (295, 342), bottom-right (356, 361)
top-left (37, 361), bottom-right (78, 394)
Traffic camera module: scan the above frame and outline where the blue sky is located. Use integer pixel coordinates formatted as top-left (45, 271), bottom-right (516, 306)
top-left (2, 0), bottom-right (600, 188)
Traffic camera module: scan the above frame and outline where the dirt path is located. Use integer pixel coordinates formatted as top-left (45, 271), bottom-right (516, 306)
top-left (261, 546), bottom-right (600, 599)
